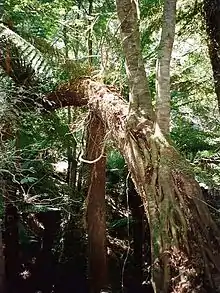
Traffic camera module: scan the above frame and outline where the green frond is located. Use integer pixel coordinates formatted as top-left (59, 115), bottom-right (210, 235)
top-left (0, 23), bottom-right (53, 85)
top-left (21, 31), bottom-right (66, 64)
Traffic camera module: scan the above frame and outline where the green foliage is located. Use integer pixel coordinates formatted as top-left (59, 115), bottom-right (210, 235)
top-left (171, 117), bottom-right (217, 159)
top-left (107, 149), bottom-right (125, 171)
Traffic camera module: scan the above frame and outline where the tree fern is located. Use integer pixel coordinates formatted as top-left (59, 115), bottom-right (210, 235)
top-left (0, 23), bottom-right (53, 85)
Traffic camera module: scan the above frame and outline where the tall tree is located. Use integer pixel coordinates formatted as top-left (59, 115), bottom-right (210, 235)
top-left (47, 76), bottom-right (220, 293)
top-left (115, 1), bottom-right (220, 291)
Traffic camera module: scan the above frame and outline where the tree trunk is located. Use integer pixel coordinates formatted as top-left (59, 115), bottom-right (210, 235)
top-left (46, 78), bottom-right (220, 292)
top-left (87, 84), bottom-right (220, 292)
top-left (156, 0), bottom-right (177, 134)
top-left (85, 113), bottom-right (108, 293)
top-left (115, 0), bottom-right (154, 122)
top-left (66, 108), bottom-right (77, 193)
top-left (120, 129), bottom-right (220, 293)
top-left (204, 0), bottom-right (220, 112)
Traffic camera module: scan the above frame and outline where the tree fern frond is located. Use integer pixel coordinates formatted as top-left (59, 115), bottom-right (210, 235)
top-left (0, 23), bottom-right (53, 85)
top-left (20, 31), bottom-right (66, 65)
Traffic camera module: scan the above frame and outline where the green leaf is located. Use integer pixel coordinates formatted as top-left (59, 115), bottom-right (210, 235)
top-left (20, 176), bottom-right (38, 184)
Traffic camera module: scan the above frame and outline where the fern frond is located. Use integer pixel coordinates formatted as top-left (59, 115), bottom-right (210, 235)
top-left (20, 31), bottom-right (66, 65)
top-left (0, 23), bottom-right (53, 85)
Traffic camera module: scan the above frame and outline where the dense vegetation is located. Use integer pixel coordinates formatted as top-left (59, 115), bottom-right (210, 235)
top-left (0, 0), bottom-right (220, 293)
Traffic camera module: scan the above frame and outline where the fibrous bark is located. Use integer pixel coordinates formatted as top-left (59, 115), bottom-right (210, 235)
top-left (204, 0), bottom-right (220, 112)
top-left (156, 0), bottom-right (177, 134)
top-left (85, 113), bottom-right (108, 293)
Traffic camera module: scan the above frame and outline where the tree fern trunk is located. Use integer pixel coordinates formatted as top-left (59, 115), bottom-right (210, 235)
top-left (85, 113), bottom-right (108, 293)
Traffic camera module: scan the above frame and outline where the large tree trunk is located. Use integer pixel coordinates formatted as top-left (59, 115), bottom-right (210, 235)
top-left (114, 0), bottom-right (220, 289)
top-left (204, 0), bottom-right (220, 112)
top-left (46, 78), bottom-right (220, 292)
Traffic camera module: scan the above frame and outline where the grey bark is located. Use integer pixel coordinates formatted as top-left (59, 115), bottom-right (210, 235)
top-left (115, 0), bottom-right (154, 123)
top-left (156, 0), bottom-right (177, 135)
